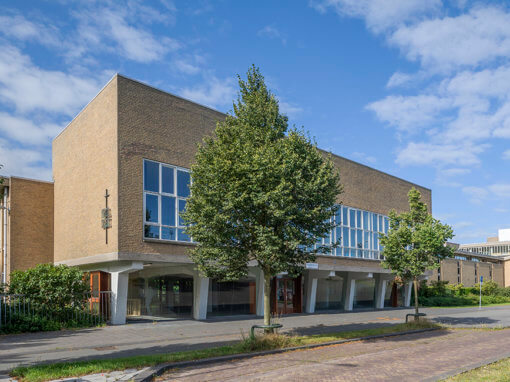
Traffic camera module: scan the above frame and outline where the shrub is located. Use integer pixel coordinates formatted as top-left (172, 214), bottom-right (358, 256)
top-left (239, 333), bottom-right (293, 352)
top-left (8, 264), bottom-right (90, 320)
top-left (473, 280), bottom-right (499, 296)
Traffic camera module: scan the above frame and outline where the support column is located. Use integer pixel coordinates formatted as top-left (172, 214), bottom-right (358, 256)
top-left (305, 275), bottom-right (318, 314)
top-left (404, 281), bottom-right (412, 307)
top-left (343, 275), bottom-right (356, 311)
top-left (193, 273), bottom-right (210, 320)
top-left (108, 261), bottom-right (144, 325)
top-left (255, 268), bottom-right (265, 316)
top-left (375, 275), bottom-right (388, 309)
top-left (111, 272), bottom-right (129, 325)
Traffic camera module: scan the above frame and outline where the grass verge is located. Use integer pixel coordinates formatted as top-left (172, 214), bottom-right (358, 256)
top-left (11, 320), bottom-right (438, 382)
top-left (427, 302), bottom-right (510, 309)
top-left (446, 357), bottom-right (510, 381)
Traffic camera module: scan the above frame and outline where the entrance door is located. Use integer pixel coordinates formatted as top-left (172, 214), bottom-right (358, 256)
top-left (273, 276), bottom-right (302, 315)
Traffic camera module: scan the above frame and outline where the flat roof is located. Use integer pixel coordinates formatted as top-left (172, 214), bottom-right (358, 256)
top-left (54, 73), bottom-right (430, 192)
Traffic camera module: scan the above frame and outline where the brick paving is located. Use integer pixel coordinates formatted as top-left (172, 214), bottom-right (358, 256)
top-left (160, 328), bottom-right (510, 381)
top-left (2, 305), bottom-right (510, 376)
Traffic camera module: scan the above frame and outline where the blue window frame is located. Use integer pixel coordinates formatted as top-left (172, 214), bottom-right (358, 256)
top-left (143, 159), bottom-right (192, 243)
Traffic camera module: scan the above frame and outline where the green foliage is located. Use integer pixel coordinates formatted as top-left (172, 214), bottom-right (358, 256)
top-left (417, 280), bottom-right (510, 307)
top-left (182, 66), bottom-right (341, 326)
top-left (183, 66), bottom-right (341, 281)
top-left (381, 188), bottom-right (454, 314)
top-left (381, 188), bottom-right (455, 282)
top-left (473, 280), bottom-right (499, 296)
top-left (8, 264), bottom-right (90, 320)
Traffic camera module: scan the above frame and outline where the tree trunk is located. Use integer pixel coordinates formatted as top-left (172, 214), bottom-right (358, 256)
top-left (263, 271), bottom-right (271, 327)
top-left (413, 277), bottom-right (419, 316)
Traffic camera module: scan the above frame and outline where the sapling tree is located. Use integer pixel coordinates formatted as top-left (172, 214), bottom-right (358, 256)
top-left (182, 65), bottom-right (341, 327)
top-left (380, 188), bottom-right (454, 315)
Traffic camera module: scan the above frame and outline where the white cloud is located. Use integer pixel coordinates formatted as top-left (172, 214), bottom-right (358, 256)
top-left (396, 142), bottom-right (485, 167)
top-left (0, 113), bottom-right (62, 146)
top-left (367, 95), bottom-right (451, 132)
top-left (71, 2), bottom-right (179, 63)
top-left (386, 72), bottom-right (415, 88)
top-left (390, 7), bottom-right (510, 71)
top-left (463, 183), bottom-right (510, 203)
top-left (258, 26), bottom-right (286, 44)
top-left (0, 44), bottom-right (106, 115)
top-left (462, 186), bottom-right (488, 203)
top-left (0, 139), bottom-right (52, 181)
top-left (179, 77), bottom-right (236, 109)
top-left (503, 150), bottom-right (510, 160)
top-left (311, 0), bottom-right (441, 32)
top-left (0, 14), bottom-right (59, 46)
top-left (279, 101), bottom-right (302, 117)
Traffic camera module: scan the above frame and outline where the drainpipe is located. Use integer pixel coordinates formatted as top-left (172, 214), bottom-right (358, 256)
top-left (2, 187), bottom-right (8, 285)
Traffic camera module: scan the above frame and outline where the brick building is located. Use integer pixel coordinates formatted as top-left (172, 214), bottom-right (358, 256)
top-left (3, 74), bottom-right (494, 324)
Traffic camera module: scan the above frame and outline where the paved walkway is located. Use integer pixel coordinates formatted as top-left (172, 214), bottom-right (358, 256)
top-left (160, 328), bottom-right (510, 381)
top-left (1, 305), bottom-right (510, 374)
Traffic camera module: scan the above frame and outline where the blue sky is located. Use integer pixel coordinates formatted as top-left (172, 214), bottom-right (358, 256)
top-left (0, 0), bottom-right (509, 243)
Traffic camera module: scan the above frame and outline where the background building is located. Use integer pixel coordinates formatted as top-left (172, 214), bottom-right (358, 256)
top-left (459, 229), bottom-right (510, 257)
top-left (0, 177), bottom-right (53, 284)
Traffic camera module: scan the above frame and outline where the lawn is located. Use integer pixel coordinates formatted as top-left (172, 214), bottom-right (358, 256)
top-left (11, 320), bottom-right (438, 382)
top-left (447, 357), bottom-right (510, 381)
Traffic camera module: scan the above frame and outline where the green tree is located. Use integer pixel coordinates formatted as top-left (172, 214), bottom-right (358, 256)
top-left (8, 264), bottom-right (90, 319)
top-left (380, 188), bottom-right (454, 315)
top-left (182, 66), bottom-right (341, 327)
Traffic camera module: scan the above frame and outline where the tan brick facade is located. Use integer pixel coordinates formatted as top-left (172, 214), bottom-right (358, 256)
top-left (53, 77), bottom-right (119, 263)
top-left (52, 74), bottom-right (432, 270)
top-left (1, 177), bottom-right (54, 281)
top-left (432, 257), bottom-right (506, 287)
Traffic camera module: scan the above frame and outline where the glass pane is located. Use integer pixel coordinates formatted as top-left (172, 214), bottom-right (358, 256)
top-left (363, 211), bottom-right (369, 230)
top-left (335, 208), bottom-right (342, 225)
top-left (144, 160), bottom-right (159, 192)
top-left (356, 210), bottom-right (361, 228)
top-left (162, 166), bottom-right (174, 194)
top-left (161, 227), bottom-right (176, 240)
top-left (349, 209), bottom-right (355, 228)
top-left (178, 228), bottom-right (190, 242)
top-left (145, 194), bottom-right (158, 223)
top-left (336, 227), bottom-right (342, 246)
top-left (286, 279), bottom-right (294, 310)
top-left (144, 225), bottom-right (159, 239)
top-left (384, 217), bottom-right (389, 233)
top-left (372, 214), bottom-right (378, 232)
top-left (342, 207), bottom-right (348, 227)
top-left (343, 227), bottom-right (349, 247)
top-left (350, 229), bottom-right (355, 248)
top-left (161, 196), bottom-right (176, 226)
top-left (357, 229), bottom-right (362, 248)
top-left (178, 199), bottom-right (187, 226)
top-left (379, 216), bottom-right (383, 232)
top-left (177, 170), bottom-right (190, 197)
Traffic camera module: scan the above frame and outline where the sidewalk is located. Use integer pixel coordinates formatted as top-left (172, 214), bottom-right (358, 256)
top-left (162, 328), bottom-right (510, 381)
top-left (1, 305), bottom-right (510, 374)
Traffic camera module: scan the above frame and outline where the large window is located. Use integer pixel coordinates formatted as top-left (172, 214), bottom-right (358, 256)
top-left (143, 159), bottom-right (191, 242)
top-left (317, 205), bottom-right (389, 260)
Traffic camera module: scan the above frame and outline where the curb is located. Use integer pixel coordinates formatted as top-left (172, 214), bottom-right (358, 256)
top-left (133, 327), bottom-right (440, 382)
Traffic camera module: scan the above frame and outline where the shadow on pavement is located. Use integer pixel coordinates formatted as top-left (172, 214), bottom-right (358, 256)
top-left (431, 316), bottom-right (500, 326)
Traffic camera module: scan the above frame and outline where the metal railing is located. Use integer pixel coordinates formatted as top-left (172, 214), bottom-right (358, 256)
top-left (0, 291), bottom-right (112, 330)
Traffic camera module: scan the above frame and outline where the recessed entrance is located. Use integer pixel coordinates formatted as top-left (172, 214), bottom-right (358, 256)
top-left (272, 276), bottom-right (302, 315)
